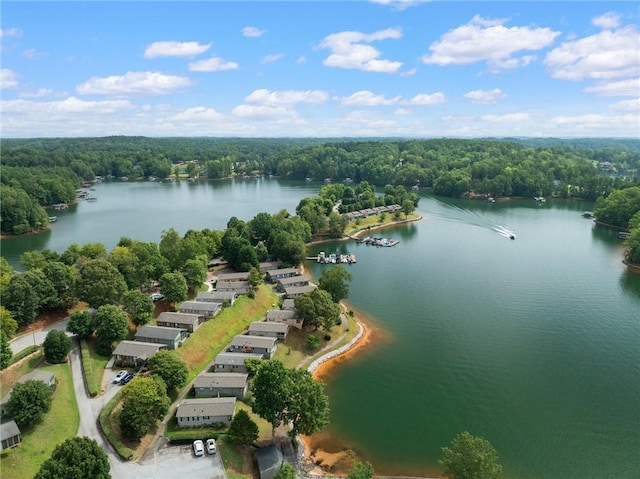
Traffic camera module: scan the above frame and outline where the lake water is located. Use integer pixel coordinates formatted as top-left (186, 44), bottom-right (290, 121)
top-left (2, 180), bottom-right (639, 478)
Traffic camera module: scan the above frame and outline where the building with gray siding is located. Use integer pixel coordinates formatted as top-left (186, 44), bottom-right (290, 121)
top-left (213, 352), bottom-right (263, 373)
top-left (228, 335), bottom-right (278, 358)
top-left (193, 373), bottom-right (249, 399)
top-left (248, 321), bottom-right (289, 339)
top-left (196, 291), bottom-right (237, 306)
top-left (175, 397), bottom-right (236, 427)
top-left (156, 312), bottom-right (203, 333)
top-left (178, 300), bottom-right (222, 318)
top-left (134, 325), bottom-right (185, 350)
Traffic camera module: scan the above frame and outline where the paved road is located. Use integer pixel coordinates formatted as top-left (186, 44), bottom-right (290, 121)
top-left (9, 318), bottom-right (71, 355)
top-left (11, 320), bottom-right (226, 479)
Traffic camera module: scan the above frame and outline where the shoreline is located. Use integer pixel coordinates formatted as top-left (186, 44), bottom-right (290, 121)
top-left (297, 216), bottom-right (421, 473)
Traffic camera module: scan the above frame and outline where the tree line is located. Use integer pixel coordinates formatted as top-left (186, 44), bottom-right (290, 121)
top-left (2, 137), bottom-right (638, 236)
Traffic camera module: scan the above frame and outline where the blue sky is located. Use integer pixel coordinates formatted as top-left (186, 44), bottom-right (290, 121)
top-left (1, 1), bottom-right (638, 138)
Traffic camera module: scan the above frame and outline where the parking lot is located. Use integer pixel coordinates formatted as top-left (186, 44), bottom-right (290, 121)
top-left (111, 444), bottom-right (226, 479)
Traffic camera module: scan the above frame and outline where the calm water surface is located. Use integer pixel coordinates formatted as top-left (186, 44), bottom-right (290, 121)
top-left (2, 181), bottom-right (638, 478)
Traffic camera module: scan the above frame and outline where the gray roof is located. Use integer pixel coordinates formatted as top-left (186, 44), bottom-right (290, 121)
top-left (214, 352), bottom-right (264, 366)
top-left (0, 420), bottom-right (21, 441)
top-left (135, 325), bottom-right (184, 341)
top-left (196, 291), bottom-right (236, 302)
top-left (248, 321), bottom-right (289, 334)
top-left (259, 261), bottom-right (282, 272)
top-left (157, 312), bottom-right (202, 326)
top-left (266, 309), bottom-right (298, 321)
top-left (281, 299), bottom-right (296, 310)
top-left (276, 276), bottom-right (309, 287)
top-left (267, 267), bottom-right (299, 278)
top-left (194, 373), bottom-right (248, 389)
top-left (178, 301), bottom-right (222, 312)
top-left (176, 397), bottom-right (236, 418)
top-left (230, 335), bottom-right (278, 349)
top-left (217, 271), bottom-right (250, 281)
top-left (217, 281), bottom-right (251, 291)
top-left (112, 340), bottom-right (164, 359)
top-left (284, 285), bottom-right (316, 296)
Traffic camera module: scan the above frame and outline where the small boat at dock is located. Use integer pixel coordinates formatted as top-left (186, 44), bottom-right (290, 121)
top-left (48, 216), bottom-right (58, 222)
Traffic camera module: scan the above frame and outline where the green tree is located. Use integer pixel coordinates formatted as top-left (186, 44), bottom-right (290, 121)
top-left (119, 376), bottom-right (170, 442)
top-left (66, 310), bottom-right (95, 339)
top-left (147, 350), bottom-right (188, 390)
top-left (0, 306), bottom-right (18, 337)
top-left (285, 368), bottom-right (330, 438)
top-left (227, 409), bottom-right (259, 445)
top-left (159, 272), bottom-right (188, 305)
top-left (3, 273), bottom-right (42, 325)
top-left (439, 431), bottom-right (503, 479)
top-left (34, 436), bottom-right (111, 479)
top-left (122, 289), bottom-right (154, 326)
top-left (248, 266), bottom-right (263, 287)
top-left (402, 198), bottom-right (415, 217)
top-left (75, 259), bottom-right (127, 308)
top-left (94, 304), bottom-right (128, 355)
top-left (318, 264), bottom-right (352, 303)
top-left (6, 379), bottom-right (53, 427)
top-left (181, 257), bottom-right (207, 292)
top-left (594, 186), bottom-right (640, 229)
top-left (159, 228), bottom-right (183, 271)
top-left (274, 463), bottom-right (297, 479)
top-left (0, 331), bottom-right (12, 370)
top-left (42, 261), bottom-right (76, 307)
top-left (347, 461), bottom-right (375, 479)
top-left (295, 288), bottom-right (341, 330)
top-left (251, 359), bottom-right (290, 436)
top-left (43, 330), bottom-right (72, 363)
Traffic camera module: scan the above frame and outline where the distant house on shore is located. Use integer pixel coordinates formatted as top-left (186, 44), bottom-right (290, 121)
top-left (175, 397), bottom-right (236, 427)
top-left (265, 309), bottom-right (303, 330)
top-left (266, 268), bottom-right (299, 282)
top-left (284, 285), bottom-right (316, 299)
top-left (276, 275), bottom-right (309, 292)
top-left (216, 281), bottom-right (252, 294)
top-left (216, 271), bottom-right (250, 283)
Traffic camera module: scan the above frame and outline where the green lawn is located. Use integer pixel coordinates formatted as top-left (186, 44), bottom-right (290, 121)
top-left (175, 284), bottom-right (279, 383)
top-left (0, 360), bottom-right (80, 479)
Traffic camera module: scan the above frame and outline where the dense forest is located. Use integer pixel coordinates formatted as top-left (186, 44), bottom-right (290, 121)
top-left (1, 136), bottom-right (639, 236)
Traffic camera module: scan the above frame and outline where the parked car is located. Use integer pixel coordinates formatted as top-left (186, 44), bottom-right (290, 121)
top-left (150, 293), bottom-right (164, 302)
top-left (113, 370), bottom-right (128, 383)
top-left (193, 439), bottom-right (204, 457)
top-left (205, 438), bottom-right (216, 454)
top-left (120, 373), bottom-right (135, 385)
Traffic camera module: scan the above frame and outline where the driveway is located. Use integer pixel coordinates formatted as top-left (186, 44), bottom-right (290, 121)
top-left (10, 318), bottom-right (228, 479)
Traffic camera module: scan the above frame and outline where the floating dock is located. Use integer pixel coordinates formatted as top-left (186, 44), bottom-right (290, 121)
top-left (358, 236), bottom-right (399, 247)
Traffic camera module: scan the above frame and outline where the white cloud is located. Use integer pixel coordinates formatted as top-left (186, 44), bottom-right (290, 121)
top-left (231, 104), bottom-right (297, 120)
top-left (76, 71), bottom-right (191, 97)
top-left (369, 0), bottom-right (429, 10)
top-left (245, 89), bottom-right (328, 106)
top-left (339, 90), bottom-right (444, 106)
top-left (400, 68), bottom-right (417, 77)
top-left (320, 28), bottom-right (404, 73)
top-left (0, 28), bottom-right (23, 39)
top-left (422, 15), bottom-right (560, 71)
top-left (168, 106), bottom-right (225, 122)
top-left (551, 112), bottom-right (638, 130)
top-left (608, 98), bottom-right (639, 111)
top-left (188, 57), bottom-right (239, 72)
top-left (340, 110), bottom-right (398, 128)
top-left (584, 77), bottom-right (640, 96)
top-left (395, 108), bottom-right (412, 115)
top-left (20, 88), bottom-right (68, 98)
top-left (464, 88), bottom-right (507, 104)
top-left (23, 48), bottom-right (46, 60)
top-left (262, 53), bottom-right (284, 64)
top-left (296, 56), bottom-right (306, 64)
top-left (1, 96), bottom-right (133, 114)
top-left (242, 26), bottom-right (265, 38)
top-left (144, 41), bottom-right (211, 59)
top-left (481, 112), bottom-right (530, 122)
top-left (340, 90), bottom-right (402, 106)
top-left (592, 12), bottom-right (621, 30)
top-left (0, 69), bottom-right (19, 89)
top-left (407, 92), bottom-right (445, 105)
top-left (544, 24), bottom-right (639, 81)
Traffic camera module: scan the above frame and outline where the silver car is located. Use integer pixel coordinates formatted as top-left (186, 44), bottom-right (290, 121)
top-left (192, 440), bottom-right (204, 457)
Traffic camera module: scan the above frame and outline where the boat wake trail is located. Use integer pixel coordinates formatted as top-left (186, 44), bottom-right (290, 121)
top-left (427, 199), bottom-right (515, 239)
